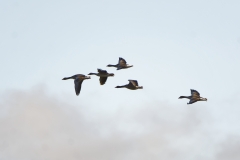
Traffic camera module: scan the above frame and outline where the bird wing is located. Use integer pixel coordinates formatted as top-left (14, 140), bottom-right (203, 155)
top-left (191, 89), bottom-right (200, 97)
top-left (98, 69), bottom-right (107, 73)
top-left (119, 57), bottom-right (127, 67)
top-left (99, 77), bottom-right (108, 85)
top-left (129, 80), bottom-right (138, 86)
top-left (74, 78), bottom-right (83, 96)
top-left (188, 99), bottom-right (198, 104)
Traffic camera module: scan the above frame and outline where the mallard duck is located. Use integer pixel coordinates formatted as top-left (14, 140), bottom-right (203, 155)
top-left (62, 74), bottom-right (90, 96)
top-left (178, 89), bottom-right (207, 104)
top-left (115, 80), bottom-right (143, 90)
top-left (88, 69), bottom-right (114, 85)
top-left (107, 57), bottom-right (133, 70)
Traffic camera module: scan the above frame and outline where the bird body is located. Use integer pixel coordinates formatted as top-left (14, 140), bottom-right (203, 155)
top-left (107, 57), bottom-right (133, 70)
top-left (179, 89), bottom-right (207, 104)
top-left (88, 69), bottom-right (114, 85)
top-left (62, 74), bottom-right (90, 96)
top-left (115, 80), bottom-right (143, 90)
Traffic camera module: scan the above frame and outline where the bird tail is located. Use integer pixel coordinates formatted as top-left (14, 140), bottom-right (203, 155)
top-left (88, 73), bottom-right (97, 75)
top-left (84, 76), bottom-right (91, 79)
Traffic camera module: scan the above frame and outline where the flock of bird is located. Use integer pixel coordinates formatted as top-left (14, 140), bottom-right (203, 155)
top-left (62, 57), bottom-right (207, 105)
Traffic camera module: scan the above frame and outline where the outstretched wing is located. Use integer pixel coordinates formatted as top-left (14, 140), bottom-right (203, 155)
top-left (119, 57), bottom-right (127, 67)
top-left (188, 99), bottom-right (198, 104)
top-left (99, 77), bottom-right (107, 85)
top-left (98, 69), bottom-right (107, 73)
top-left (74, 78), bottom-right (83, 95)
top-left (129, 80), bottom-right (138, 86)
top-left (191, 89), bottom-right (200, 97)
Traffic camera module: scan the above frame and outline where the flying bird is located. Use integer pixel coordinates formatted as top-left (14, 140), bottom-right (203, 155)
top-left (178, 89), bottom-right (207, 104)
top-left (62, 74), bottom-right (90, 96)
top-left (107, 57), bottom-right (133, 70)
top-left (115, 80), bottom-right (143, 90)
top-left (88, 69), bottom-right (114, 85)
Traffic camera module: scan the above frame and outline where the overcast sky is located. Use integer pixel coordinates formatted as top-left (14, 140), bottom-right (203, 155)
top-left (0, 0), bottom-right (240, 160)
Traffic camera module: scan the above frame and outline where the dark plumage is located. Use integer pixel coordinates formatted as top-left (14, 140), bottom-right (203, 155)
top-left (178, 89), bottom-right (207, 104)
top-left (88, 69), bottom-right (114, 85)
top-left (107, 57), bottom-right (133, 70)
top-left (115, 80), bottom-right (143, 90)
top-left (62, 74), bottom-right (90, 96)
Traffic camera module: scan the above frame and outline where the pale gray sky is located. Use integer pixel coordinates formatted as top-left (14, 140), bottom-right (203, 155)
top-left (0, 0), bottom-right (240, 159)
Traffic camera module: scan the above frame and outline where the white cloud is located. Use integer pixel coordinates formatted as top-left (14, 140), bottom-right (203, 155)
top-left (0, 87), bottom-right (239, 160)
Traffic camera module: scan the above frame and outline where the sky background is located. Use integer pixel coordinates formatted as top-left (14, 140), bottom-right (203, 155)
top-left (1, 0), bottom-right (240, 159)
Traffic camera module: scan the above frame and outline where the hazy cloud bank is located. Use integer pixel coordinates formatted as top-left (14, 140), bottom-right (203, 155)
top-left (0, 87), bottom-right (239, 160)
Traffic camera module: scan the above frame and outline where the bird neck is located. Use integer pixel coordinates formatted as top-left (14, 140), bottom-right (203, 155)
top-left (62, 76), bottom-right (75, 80)
top-left (88, 73), bottom-right (98, 76)
top-left (179, 96), bottom-right (191, 99)
top-left (115, 85), bottom-right (126, 88)
top-left (107, 64), bottom-right (117, 67)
